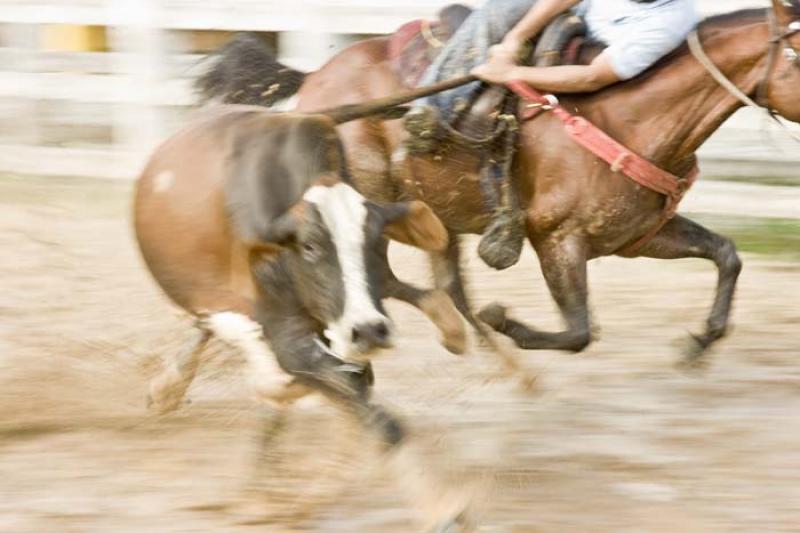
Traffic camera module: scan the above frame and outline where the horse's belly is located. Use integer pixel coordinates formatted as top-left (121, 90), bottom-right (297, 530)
top-left (399, 152), bottom-right (489, 235)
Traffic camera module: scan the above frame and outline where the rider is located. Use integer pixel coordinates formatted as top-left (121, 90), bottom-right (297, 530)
top-left (411, 0), bottom-right (698, 269)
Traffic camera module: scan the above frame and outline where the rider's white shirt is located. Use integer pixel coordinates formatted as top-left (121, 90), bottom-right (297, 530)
top-left (575, 0), bottom-right (699, 80)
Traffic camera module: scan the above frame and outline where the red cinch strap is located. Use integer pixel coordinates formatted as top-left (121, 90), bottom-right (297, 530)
top-left (505, 80), bottom-right (699, 254)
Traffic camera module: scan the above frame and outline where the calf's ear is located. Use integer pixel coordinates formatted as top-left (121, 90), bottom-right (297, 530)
top-left (251, 209), bottom-right (300, 259)
top-left (381, 200), bottom-right (449, 251)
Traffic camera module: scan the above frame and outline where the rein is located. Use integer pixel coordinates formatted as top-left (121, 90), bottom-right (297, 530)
top-left (688, 13), bottom-right (800, 143)
top-left (506, 80), bottom-right (698, 255)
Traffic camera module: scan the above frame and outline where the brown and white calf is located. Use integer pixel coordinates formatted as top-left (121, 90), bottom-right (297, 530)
top-left (134, 105), bottom-right (450, 445)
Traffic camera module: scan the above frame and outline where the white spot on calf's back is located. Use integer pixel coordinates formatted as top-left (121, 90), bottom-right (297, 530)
top-left (303, 183), bottom-right (392, 360)
top-left (153, 170), bottom-right (175, 193)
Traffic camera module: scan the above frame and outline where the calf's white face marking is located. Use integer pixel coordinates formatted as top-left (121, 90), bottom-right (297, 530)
top-left (303, 183), bottom-right (393, 361)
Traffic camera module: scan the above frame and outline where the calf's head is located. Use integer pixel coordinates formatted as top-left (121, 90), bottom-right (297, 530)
top-left (262, 181), bottom-right (448, 363)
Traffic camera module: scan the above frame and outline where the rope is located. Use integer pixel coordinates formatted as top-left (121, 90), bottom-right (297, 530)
top-left (687, 29), bottom-right (800, 144)
top-left (687, 31), bottom-right (762, 109)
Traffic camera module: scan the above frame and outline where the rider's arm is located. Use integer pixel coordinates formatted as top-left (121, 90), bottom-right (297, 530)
top-left (505, 54), bottom-right (620, 93)
top-left (499, 0), bottom-right (583, 54)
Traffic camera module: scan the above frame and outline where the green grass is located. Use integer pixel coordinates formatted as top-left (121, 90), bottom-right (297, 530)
top-left (688, 214), bottom-right (800, 258)
top-left (1, 172), bottom-right (797, 259)
top-left (703, 175), bottom-right (800, 188)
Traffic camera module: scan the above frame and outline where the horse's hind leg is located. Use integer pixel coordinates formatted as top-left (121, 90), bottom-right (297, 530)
top-left (479, 235), bottom-right (592, 352)
top-left (630, 215), bottom-right (742, 367)
top-left (147, 323), bottom-right (211, 414)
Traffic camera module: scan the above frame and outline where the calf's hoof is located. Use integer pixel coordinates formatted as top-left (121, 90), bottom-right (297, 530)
top-left (477, 302), bottom-right (508, 331)
top-left (419, 290), bottom-right (467, 355)
top-left (425, 496), bottom-right (475, 533)
top-left (146, 372), bottom-right (189, 414)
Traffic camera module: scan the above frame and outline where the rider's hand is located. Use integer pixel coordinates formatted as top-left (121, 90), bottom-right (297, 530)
top-left (488, 41), bottom-right (521, 63)
top-left (493, 33), bottom-right (526, 59)
top-left (471, 56), bottom-right (518, 84)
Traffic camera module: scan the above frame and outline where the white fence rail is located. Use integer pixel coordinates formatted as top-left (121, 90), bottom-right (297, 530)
top-left (0, 0), bottom-right (797, 180)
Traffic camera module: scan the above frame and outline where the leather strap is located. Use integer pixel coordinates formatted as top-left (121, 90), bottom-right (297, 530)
top-left (506, 80), bottom-right (698, 255)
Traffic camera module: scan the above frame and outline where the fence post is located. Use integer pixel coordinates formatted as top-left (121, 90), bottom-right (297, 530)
top-left (2, 23), bottom-right (41, 146)
top-left (107, 0), bottom-right (170, 162)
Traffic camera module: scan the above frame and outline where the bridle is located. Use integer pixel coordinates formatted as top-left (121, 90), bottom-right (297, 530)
top-left (757, 8), bottom-right (800, 108)
top-left (687, 7), bottom-right (800, 139)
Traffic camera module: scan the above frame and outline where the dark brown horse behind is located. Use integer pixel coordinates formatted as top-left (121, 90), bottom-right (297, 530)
top-left (198, 2), bottom-right (800, 369)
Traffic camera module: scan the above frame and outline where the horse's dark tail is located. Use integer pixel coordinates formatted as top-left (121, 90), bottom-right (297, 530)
top-left (194, 33), bottom-right (307, 107)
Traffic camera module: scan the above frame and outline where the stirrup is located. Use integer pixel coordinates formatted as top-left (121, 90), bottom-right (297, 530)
top-left (403, 105), bottom-right (442, 154)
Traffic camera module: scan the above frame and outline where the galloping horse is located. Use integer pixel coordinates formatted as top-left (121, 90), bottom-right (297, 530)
top-left (200, 2), bottom-right (800, 367)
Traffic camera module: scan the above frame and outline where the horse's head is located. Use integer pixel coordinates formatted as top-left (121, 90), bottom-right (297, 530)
top-left (765, 0), bottom-right (800, 121)
top-left (263, 182), bottom-right (448, 364)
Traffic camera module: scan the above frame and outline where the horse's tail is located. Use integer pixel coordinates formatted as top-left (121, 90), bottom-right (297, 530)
top-left (194, 33), bottom-right (307, 107)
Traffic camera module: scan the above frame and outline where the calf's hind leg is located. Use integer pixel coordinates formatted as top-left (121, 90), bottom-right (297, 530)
top-left (628, 215), bottom-right (742, 366)
top-left (147, 323), bottom-right (211, 414)
top-left (379, 239), bottom-right (466, 355)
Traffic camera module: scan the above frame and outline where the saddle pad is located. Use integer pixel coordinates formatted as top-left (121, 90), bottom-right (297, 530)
top-left (389, 19), bottom-right (446, 88)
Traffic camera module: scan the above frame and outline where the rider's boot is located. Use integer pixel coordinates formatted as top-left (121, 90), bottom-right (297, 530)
top-left (477, 196), bottom-right (526, 271)
top-left (404, 105), bottom-right (526, 271)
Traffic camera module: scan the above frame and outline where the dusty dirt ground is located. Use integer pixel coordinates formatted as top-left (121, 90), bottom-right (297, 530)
top-left (1, 174), bottom-right (799, 532)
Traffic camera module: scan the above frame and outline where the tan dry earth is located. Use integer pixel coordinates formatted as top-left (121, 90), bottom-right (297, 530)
top-left (0, 175), bottom-right (799, 532)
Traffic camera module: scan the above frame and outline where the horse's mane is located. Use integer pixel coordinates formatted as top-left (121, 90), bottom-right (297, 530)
top-left (701, 8), bottom-right (767, 31)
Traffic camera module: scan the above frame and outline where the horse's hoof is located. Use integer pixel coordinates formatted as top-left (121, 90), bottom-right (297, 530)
top-left (676, 335), bottom-right (710, 373)
top-left (477, 303), bottom-right (507, 330)
top-left (420, 290), bottom-right (467, 355)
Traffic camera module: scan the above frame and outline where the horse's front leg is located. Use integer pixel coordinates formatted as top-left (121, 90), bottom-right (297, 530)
top-left (479, 234), bottom-right (593, 352)
top-left (429, 236), bottom-right (538, 389)
top-left (627, 214), bottom-right (742, 367)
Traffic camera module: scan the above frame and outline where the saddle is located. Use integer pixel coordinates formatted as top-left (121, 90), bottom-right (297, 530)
top-left (388, 4), bottom-right (473, 87)
top-left (392, 12), bottom-right (589, 146)
top-left (389, 10), bottom-right (588, 92)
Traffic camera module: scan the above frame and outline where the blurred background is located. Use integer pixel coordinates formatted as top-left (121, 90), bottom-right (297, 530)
top-left (0, 0), bottom-right (798, 181)
top-left (0, 2), bottom-right (798, 532)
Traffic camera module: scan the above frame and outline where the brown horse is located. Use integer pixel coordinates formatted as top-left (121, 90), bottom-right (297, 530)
top-left (199, 2), bottom-right (800, 367)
